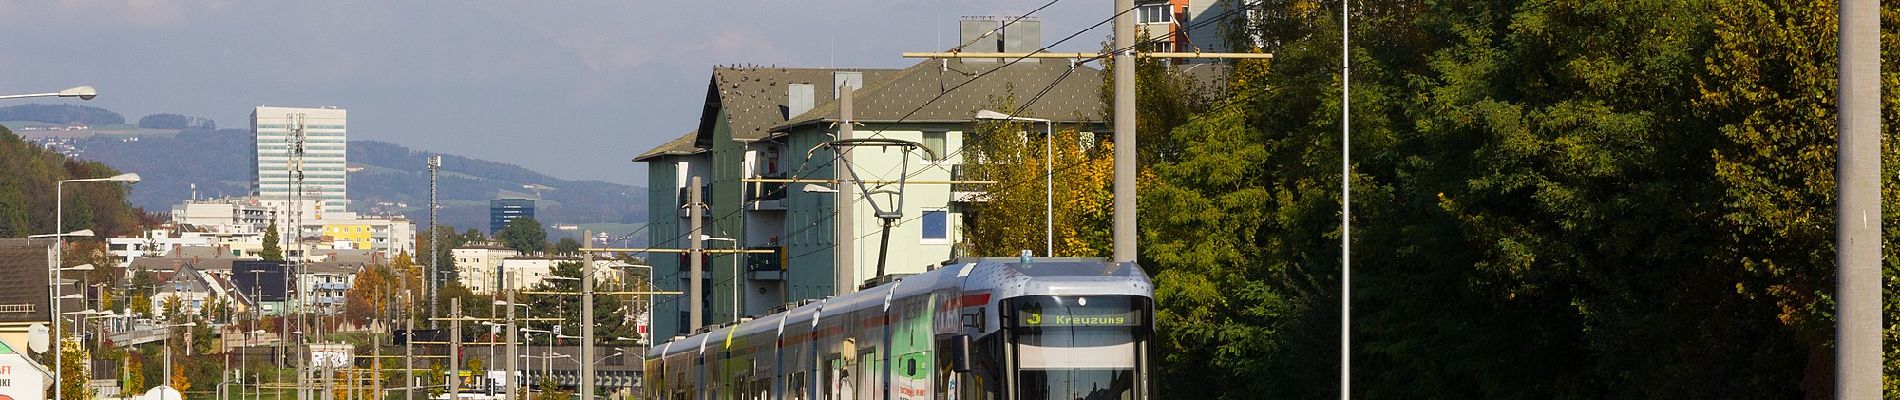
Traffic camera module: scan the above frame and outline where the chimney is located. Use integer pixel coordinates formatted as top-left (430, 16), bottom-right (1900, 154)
top-left (787, 83), bottom-right (815, 118)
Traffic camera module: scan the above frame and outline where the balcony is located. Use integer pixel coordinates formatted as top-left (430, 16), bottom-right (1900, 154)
top-left (746, 180), bottom-right (787, 211)
top-left (951, 164), bottom-right (989, 203)
top-left (676, 183), bottom-right (710, 218)
top-left (745, 248), bottom-right (783, 280)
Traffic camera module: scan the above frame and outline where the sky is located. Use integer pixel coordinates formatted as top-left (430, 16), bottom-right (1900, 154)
top-left (0, 1), bottom-right (1115, 186)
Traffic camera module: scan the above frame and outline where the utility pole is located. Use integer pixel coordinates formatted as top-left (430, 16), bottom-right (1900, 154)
top-left (581, 231), bottom-right (596, 400)
top-left (404, 315), bottom-right (414, 400)
top-left (1837, 0), bottom-right (1882, 397)
top-left (1340, 1), bottom-right (1353, 398)
top-left (688, 176), bottom-right (705, 333)
top-left (449, 297), bottom-right (461, 399)
top-left (834, 85), bottom-right (857, 295)
top-left (505, 284), bottom-right (518, 400)
top-left (372, 311), bottom-right (381, 400)
top-left (1111, 0), bottom-right (1137, 265)
top-left (428, 155), bottom-right (441, 330)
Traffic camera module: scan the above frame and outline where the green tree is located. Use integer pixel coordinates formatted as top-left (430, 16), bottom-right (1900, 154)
top-left (123, 352), bottom-right (144, 393)
top-left (522, 261), bottom-right (635, 343)
top-left (0, 125), bottom-right (144, 238)
top-left (498, 217), bottom-right (547, 255)
top-left (261, 221), bottom-right (285, 261)
top-left (56, 338), bottom-right (91, 400)
top-left (553, 237), bottom-right (582, 256)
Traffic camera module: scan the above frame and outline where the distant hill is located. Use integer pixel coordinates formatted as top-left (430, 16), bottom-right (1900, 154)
top-left (56, 128), bottom-right (645, 235)
top-left (0, 104), bottom-right (125, 125)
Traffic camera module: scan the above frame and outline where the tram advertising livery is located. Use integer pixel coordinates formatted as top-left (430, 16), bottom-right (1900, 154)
top-left (644, 258), bottom-right (1155, 400)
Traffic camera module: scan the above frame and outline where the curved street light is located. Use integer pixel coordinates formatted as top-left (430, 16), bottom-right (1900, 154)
top-left (0, 86), bottom-right (97, 101)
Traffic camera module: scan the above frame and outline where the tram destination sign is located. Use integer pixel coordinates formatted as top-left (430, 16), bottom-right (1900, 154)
top-left (1016, 309), bottom-right (1140, 327)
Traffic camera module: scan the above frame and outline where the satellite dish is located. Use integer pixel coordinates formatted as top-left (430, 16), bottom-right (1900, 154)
top-left (26, 324), bottom-right (47, 353)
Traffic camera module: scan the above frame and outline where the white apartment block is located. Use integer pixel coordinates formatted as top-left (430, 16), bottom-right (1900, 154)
top-left (171, 197), bottom-right (274, 233)
top-left (253, 106), bottom-right (348, 213)
top-left (454, 245), bottom-right (521, 294)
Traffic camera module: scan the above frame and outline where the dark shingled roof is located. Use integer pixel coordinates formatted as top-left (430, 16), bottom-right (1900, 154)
top-left (633, 130), bottom-right (703, 162)
top-left (694, 67), bottom-right (898, 146)
top-left (771, 59), bottom-right (1105, 132)
top-left (0, 239), bottom-right (65, 324)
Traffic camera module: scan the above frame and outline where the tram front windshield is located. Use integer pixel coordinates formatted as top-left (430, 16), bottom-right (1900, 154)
top-left (1007, 295), bottom-right (1148, 400)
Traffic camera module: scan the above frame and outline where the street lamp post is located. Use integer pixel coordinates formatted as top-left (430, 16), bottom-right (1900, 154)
top-left (555, 333), bottom-right (581, 388)
top-left (611, 265), bottom-right (655, 343)
top-left (160, 322), bottom-right (198, 400)
top-left (520, 327), bottom-right (549, 398)
top-left (0, 86), bottom-right (97, 101)
top-left (40, 172), bottom-right (141, 400)
top-left (974, 110), bottom-right (1054, 257)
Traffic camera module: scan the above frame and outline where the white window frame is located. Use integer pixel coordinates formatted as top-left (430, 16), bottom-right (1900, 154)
top-left (919, 209), bottom-right (951, 244)
top-left (1137, 3), bottom-right (1173, 24)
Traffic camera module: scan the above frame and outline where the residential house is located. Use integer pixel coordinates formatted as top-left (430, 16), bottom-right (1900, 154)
top-left (149, 263), bottom-right (250, 321)
top-left (635, 21), bottom-right (1104, 340)
top-left (0, 239), bottom-right (79, 354)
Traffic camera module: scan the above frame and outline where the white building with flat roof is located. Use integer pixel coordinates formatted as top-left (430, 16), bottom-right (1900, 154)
top-left (454, 245), bottom-right (521, 294)
top-left (253, 106), bottom-right (348, 213)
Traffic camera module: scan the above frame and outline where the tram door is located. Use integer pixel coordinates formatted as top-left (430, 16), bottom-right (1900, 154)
top-left (826, 354), bottom-right (849, 400)
top-left (858, 348), bottom-right (879, 400)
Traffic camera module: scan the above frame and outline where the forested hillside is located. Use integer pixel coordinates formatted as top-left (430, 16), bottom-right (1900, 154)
top-left (0, 125), bottom-right (143, 237)
top-left (0, 104), bottom-right (125, 125)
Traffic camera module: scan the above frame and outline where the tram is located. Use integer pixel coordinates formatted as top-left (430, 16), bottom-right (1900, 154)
top-left (643, 257), bottom-right (1154, 400)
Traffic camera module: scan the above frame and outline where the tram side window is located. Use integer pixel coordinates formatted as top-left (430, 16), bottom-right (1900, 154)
top-left (858, 349), bottom-right (879, 400)
top-left (752, 377), bottom-right (770, 400)
top-left (788, 371), bottom-right (808, 400)
top-left (826, 354), bottom-right (847, 400)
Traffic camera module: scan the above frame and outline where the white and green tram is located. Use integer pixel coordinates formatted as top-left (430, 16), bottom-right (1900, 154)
top-left (643, 257), bottom-right (1155, 400)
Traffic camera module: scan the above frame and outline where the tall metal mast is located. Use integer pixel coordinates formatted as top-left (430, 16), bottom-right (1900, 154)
top-left (288, 112), bottom-right (310, 400)
top-left (428, 155), bottom-right (441, 329)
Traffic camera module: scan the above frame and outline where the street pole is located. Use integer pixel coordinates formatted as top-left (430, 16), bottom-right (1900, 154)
top-left (581, 230), bottom-right (596, 400)
top-left (53, 181), bottom-right (65, 400)
top-left (1340, 0), bottom-right (1353, 398)
top-left (835, 84), bottom-right (857, 295)
top-left (505, 288), bottom-right (518, 400)
top-left (449, 298), bottom-right (461, 399)
top-left (1837, 0), bottom-right (1882, 397)
top-left (404, 315), bottom-right (414, 400)
top-left (524, 332), bottom-right (533, 400)
top-left (373, 315), bottom-right (381, 400)
top-left (688, 177), bottom-right (704, 333)
top-left (1110, 0), bottom-right (1137, 265)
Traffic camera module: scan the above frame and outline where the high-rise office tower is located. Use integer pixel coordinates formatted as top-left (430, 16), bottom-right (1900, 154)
top-left (253, 106), bottom-right (349, 213)
top-left (490, 198), bottom-right (535, 234)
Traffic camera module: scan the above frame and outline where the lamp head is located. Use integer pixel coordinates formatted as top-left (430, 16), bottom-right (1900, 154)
top-left (58, 86), bottom-right (97, 101)
top-left (801, 184), bottom-right (838, 194)
top-left (107, 173), bottom-right (140, 183)
top-left (974, 109), bottom-right (1012, 120)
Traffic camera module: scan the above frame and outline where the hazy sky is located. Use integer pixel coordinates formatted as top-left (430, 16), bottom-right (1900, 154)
top-left (0, 1), bottom-right (1114, 186)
